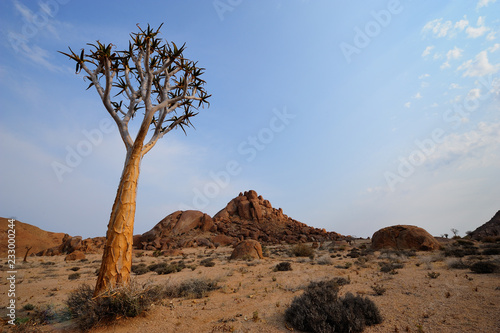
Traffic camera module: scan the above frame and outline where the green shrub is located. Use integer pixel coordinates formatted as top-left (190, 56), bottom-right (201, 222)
top-left (200, 258), bottom-right (215, 267)
top-left (379, 262), bottom-right (404, 273)
top-left (131, 263), bottom-right (149, 275)
top-left (470, 261), bottom-right (498, 274)
top-left (23, 304), bottom-right (35, 311)
top-left (274, 262), bottom-right (292, 271)
top-left (446, 258), bottom-right (470, 269)
top-left (371, 284), bottom-right (386, 296)
top-left (482, 247), bottom-right (500, 255)
top-left (66, 283), bottom-right (162, 331)
top-left (291, 244), bottom-right (315, 258)
top-left (285, 278), bottom-right (382, 332)
top-left (164, 278), bottom-right (219, 299)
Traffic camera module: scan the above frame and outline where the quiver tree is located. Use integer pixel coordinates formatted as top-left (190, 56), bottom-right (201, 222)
top-left (60, 24), bottom-right (210, 297)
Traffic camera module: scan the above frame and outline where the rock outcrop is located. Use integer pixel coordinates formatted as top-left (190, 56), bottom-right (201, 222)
top-left (213, 190), bottom-right (340, 245)
top-left (469, 210), bottom-right (500, 241)
top-left (138, 190), bottom-right (341, 251)
top-left (230, 240), bottom-right (264, 260)
top-left (371, 225), bottom-right (441, 251)
top-left (138, 210), bottom-right (216, 250)
top-left (37, 235), bottom-right (106, 256)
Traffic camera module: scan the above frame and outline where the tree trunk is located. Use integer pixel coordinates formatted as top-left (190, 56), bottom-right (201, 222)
top-left (94, 147), bottom-right (142, 297)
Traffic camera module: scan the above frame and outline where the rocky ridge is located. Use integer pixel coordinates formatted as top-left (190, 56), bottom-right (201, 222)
top-left (137, 190), bottom-right (341, 251)
top-left (469, 210), bottom-right (500, 241)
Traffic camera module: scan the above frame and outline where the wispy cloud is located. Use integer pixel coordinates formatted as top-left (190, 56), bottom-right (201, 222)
top-left (422, 19), bottom-right (453, 38)
top-left (427, 122), bottom-right (500, 169)
top-left (422, 46), bottom-right (434, 57)
top-left (466, 16), bottom-right (490, 38)
top-left (458, 50), bottom-right (500, 77)
top-left (454, 16), bottom-right (469, 31)
top-left (477, 0), bottom-right (497, 9)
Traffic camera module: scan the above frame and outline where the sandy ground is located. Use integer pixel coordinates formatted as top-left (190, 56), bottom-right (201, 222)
top-left (1, 241), bottom-right (499, 333)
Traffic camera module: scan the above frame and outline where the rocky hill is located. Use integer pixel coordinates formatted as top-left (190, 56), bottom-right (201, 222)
top-left (137, 190), bottom-right (341, 251)
top-left (469, 210), bottom-right (500, 241)
top-left (0, 217), bottom-right (66, 257)
top-left (3, 190), bottom-right (342, 257)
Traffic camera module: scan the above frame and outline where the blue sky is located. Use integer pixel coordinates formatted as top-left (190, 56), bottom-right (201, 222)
top-left (1, 0), bottom-right (499, 239)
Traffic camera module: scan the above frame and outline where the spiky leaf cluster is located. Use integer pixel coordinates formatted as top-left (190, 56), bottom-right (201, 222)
top-left (60, 24), bottom-right (210, 153)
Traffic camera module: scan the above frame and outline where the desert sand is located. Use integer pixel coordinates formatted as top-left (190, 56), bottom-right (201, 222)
top-left (1, 240), bottom-right (499, 333)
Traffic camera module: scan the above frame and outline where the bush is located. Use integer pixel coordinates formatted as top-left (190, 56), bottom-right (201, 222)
top-left (148, 261), bottom-right (185, 275)
top-left (131, 263), bottom-right (149, 275)
top-left (200, 258), bottom-right (215, 267)
top-left (291, 244), bottom-right (315, 258)
top-left (69, 267), bottom-right (80, 272)
top-left (285, 278), bottom-right (382, 332)
top-left (371, 284), bottom-right (386, 296)
top-left (446, 258), bottom-right (470, 269)
top-left (482, 247), bottom-right (500, 255)
top-left (470, 261), bottom-right (498, 274)
top-left (427, 271), bottom-right (440, 279)
top-left (274, 262), bottom-right (292, 271)
top-left (23, 304), bottom-right (35, 311)
top-left (164, 278), bottom-right (219, 299)
top-left (379, 262), bottom-right (404, 273)
top-left (68, 273), bottom-right (81, 280)
top-left (66, 283), bottom-right (162, 331)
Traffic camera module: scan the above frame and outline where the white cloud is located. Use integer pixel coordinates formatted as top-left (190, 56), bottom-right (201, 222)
top-left (449, 83), bottom-right (461, 89)
top-left (458, 50), bottom-right (500, 77)
top-left (441, 62), bottom-right (451, 70)
top-left (477, 0), bottom-right (497, 8)
top-left (422, 19), bottom-right (453, 38)
top-left (413, 92), bottom-right (422, 99)
top-left (427, 122), bottom-right (500, 169)
top-left (404, 102), bottom-right (411, 108)
top-left (488, 43), bottom-right (500, 52)
top-left (433, 53), bottom-right (443, 60)
top-left (454, 17), bottom-right (469, 31)
top-left (419, 74), bottom-right (430, 79)
top-left (447, 46), bottom-right (464, 60)
top-left (422, 46), bottom-right (434, 57)
top-left (430, 102), bottom-right (439, 107)
top-left (466, 16), bottom-right (490, 38)
top-left (441, 47), bottom-right (463, 69)
top-left (487, 31), bottom-right (496, 40)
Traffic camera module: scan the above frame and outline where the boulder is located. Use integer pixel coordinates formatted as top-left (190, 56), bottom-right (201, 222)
top-left (371, 225), bottom-right (441, 251)
top-left (212, 234), bottom-right (235, 246)
top-left (65, 250), bottom-right (86, 261)
top-left (229, 240), bottom-right (264, 260)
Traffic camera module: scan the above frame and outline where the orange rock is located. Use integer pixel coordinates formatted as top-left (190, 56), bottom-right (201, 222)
top-left (229, 240), bottom-right (264, 260)
top-left (371, 225), bottom-right (441, 251)
top-left (65, 250), bottom-right (86, 261)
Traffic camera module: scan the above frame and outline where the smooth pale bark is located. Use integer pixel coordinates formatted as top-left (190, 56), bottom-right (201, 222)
top-left (93, 147), bottom-right (142, 297)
